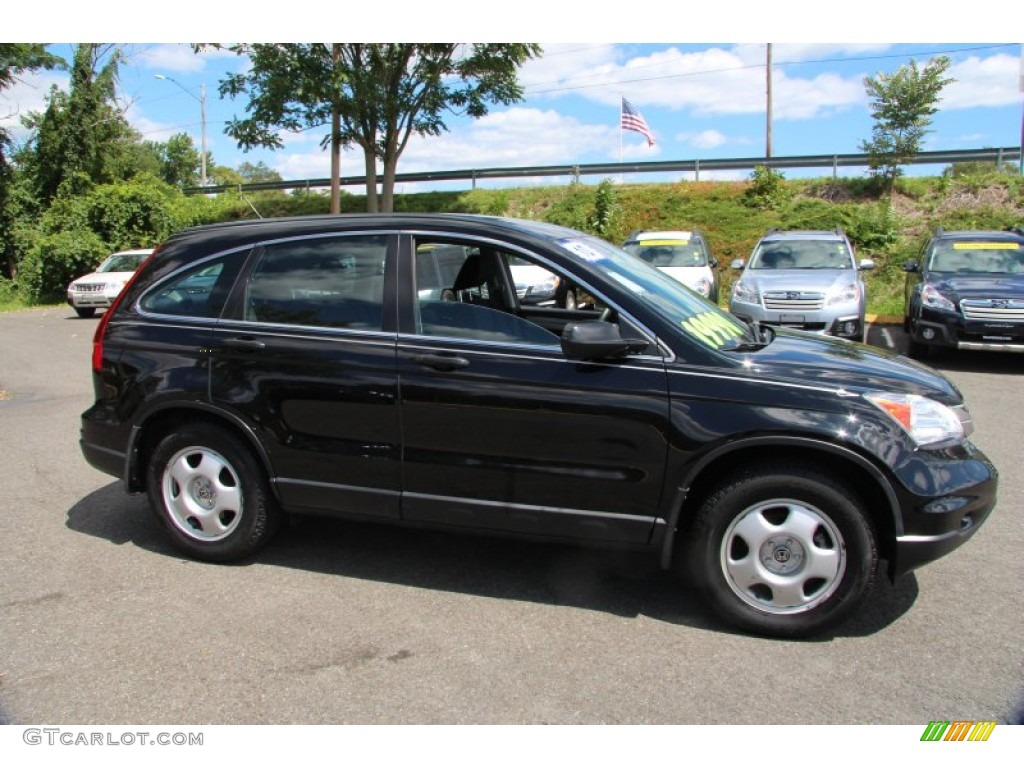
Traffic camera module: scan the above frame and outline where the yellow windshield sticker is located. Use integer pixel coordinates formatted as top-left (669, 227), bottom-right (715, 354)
top-left (640, 239), bottom-right (689, 246)
top-left (953, 243), bottom-right (1021, 250)
top-left (680, 311), bottom-right (745, 348)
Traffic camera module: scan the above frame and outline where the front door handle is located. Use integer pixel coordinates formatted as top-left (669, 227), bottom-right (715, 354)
top-left (410, 353), bottom-right (469, 371)
top-left (223, 337), bottom-right (266, 351)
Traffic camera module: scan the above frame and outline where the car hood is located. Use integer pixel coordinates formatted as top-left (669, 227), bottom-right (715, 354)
top-left (742, 269), bottom-right (856, 294)
top-left (928, 273), bottom-right (1024, 298)
top-left (71, 270), bottom-right (136, 285)
top-left (735, 328), bottom-right (962, 403)
top-left (658, 266), bottom-right (710, 289)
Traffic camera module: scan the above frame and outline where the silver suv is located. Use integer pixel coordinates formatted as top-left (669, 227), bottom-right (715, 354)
top-left (728, 229), bottom-right (874, 339)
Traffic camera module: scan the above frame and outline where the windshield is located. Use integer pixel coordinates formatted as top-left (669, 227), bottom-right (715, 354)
top-left (97, 252), bottom-right (149, 273)
top-left (556, 236), bottom-right (751, 350)
top-left (928, 241), bottom-right (1024, 274)
top-left (624, 239), bottom-right (708, 268)
top-left (749, 240), bottom-right (852, 270)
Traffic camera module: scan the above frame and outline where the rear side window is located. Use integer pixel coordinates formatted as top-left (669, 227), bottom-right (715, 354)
top-left (140, 251), bottom-right (246, 318)
top-left (245, 235), bottom-right (388, 330)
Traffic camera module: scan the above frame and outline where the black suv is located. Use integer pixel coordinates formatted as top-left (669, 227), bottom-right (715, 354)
top-left (81, 214), bottom-right (996, 637)
top-left (903, 227), bottom-right (1024, 356)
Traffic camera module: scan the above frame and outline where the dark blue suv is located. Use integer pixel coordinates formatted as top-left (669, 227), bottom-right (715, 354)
top-left (903, 227), bottom-right (1024, 357)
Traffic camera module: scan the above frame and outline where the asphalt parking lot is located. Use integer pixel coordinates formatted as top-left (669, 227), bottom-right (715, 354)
top-left (0, 308), bottom-right (1021, 725)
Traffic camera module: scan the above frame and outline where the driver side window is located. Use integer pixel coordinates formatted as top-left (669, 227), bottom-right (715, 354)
top-left (413, 239), bottom-right (559, 346)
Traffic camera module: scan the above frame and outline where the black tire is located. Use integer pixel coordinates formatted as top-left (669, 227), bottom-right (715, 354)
top-left (75, 307), bottom-right (96, 318)
top-left (562, 289), bottom-right (577, 310)
top-left (907, 339), bottom-right (931, 359)
top-left (146, 423), bottom-right (282, 562)
top-left (682, 464), bottom-right (877, 638)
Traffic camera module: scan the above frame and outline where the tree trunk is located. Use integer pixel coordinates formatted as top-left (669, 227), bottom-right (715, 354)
top-left (330, 103), bottom-right (341, 215)
top-left (381, 154), bottom-right (398, 213)
top-left (329, 44), bottom-right (341, 215)
top-left (362, 147), bottom-right (379, 213)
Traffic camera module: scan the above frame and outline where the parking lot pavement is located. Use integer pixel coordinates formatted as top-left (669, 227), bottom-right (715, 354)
top-left (0, 307), bottom-right (1021, 725)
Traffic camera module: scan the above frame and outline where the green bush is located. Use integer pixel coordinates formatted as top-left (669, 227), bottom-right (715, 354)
top-left (19, 229), bottom-right (109, 302)
top-left (742, 165), bottom-right (791, 210)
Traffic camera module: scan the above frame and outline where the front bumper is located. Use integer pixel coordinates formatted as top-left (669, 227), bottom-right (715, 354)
top-left (889, 441), bottom-right (998, 577)
top-left (730, 299), bottom-right (863, 338)
top-left (910, 307), bottom-right (1024, 352)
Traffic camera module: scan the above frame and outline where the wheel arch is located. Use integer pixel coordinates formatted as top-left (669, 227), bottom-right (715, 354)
top-left (125, 403), bottom-right (277, 497)
top-left (660, 436), bottom-right (900, 570)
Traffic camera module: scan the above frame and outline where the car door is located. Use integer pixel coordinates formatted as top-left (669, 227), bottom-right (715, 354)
top-left (395, 232), bottom-right (672, 545)
top-left (210, 232), bottom-right (402, 520)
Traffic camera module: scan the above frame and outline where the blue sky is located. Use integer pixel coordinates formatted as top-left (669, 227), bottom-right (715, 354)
top-left (5, 4), bottom-right (1023, 191)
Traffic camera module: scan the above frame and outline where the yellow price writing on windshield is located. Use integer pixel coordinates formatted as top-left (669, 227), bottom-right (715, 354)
top-left (680, 311), bottom-right (745, 348)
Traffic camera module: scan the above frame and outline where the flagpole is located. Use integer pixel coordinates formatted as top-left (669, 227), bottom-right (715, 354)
top-left (619, 93), bottom-right (624, 183)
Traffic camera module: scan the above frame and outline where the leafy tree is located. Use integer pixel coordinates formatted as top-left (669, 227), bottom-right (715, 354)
top-left (161, 133), bottom-right (202, 187)
top-left (1, 44), bottom-right (63, 278)
top-left (860, 57), bottom-right (953, 192)
top-left (20, 44), bottom-right (135, 203)
top-left (213, 43), bottom-right (540, 213)
top-left (237, 161), bottom-right (283, 184)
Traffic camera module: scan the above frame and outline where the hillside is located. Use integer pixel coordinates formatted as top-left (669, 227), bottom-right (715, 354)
top-left (238, 169), bottom-right (1023, 315)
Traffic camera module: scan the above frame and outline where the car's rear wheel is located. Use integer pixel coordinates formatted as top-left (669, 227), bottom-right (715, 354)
top-left (146, 424), bottom-right (282, 562)
top-left (683, 464), bottom-right (876, 638)
top-left (75, 307), bottom-right (96, 318)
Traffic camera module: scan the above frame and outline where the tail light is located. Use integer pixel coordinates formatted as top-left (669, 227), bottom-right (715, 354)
top-left (92, 247), bottom-right (160, 372)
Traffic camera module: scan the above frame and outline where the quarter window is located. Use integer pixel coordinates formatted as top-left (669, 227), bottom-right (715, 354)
top-left (245, 236), bottom-right (387, 330)
top-left (140, 252), bottom-right (245, 318)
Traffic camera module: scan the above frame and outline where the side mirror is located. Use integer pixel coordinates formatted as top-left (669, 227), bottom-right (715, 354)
top-left (730, 258), bottom-right (745, 270)
top-left (709, 257), bottom-right (719, 268)
top-left (902, 261), bottom-right (919, 273)
top-left (858, 259), bottom-right (876, 271)
top-left (561, 321), bottom-right (631, 360)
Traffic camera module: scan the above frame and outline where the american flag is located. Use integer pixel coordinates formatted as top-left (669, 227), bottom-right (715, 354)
top-left (621, 96), bottom-right (655, 146)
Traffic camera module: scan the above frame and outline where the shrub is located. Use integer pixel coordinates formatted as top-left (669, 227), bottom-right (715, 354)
top-left (19, 229), bottom-right (109, 303)
top-left (742, 165), bottom-right (791, 210)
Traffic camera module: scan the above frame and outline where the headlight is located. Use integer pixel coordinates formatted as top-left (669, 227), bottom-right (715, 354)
top-left (693, 277), bottom-right (712, 297)
top-left (921, 284), bottom-right (955, 311)
top-left (527, 276), bottom-right (559, 298)
top-left (827, 282), bottom-right (860, 305)
top-left (864, 392), bottom-right (965, 446)
top-left (732, 280), bottom-right (758, 303)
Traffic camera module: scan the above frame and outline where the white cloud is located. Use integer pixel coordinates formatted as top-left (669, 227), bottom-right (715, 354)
top-left (942, 54), bottom-right (1021, 109)
top-left (678, 129), bottom-right (729, 149)
top-left (530, 45), bottom-right (867, 121)
top-left (0, 71), bottom-right (68, 141)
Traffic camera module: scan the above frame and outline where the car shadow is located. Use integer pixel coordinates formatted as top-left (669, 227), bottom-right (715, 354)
top-left (66, 482), bottom-right (918, 641)
top-left (919, 350), bottom-right (1024, 375)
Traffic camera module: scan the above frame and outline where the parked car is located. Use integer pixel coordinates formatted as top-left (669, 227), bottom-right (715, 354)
top-left (66, 248), bottom-right (154, 318)
top-left (728, 229), bottom-right (874, 340)
top-left (903, 227), bottom-right (1024, 357)
top-left (80, 214), bottom-right (995, 637)
top-left (622, 229), bottom-right (718, 302)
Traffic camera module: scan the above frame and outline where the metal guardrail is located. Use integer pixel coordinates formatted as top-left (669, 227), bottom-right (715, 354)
top-left (183, 146), bottom-right (1023, 196)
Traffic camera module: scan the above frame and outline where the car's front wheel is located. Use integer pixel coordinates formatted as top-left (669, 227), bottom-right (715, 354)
top-left (683, 464), bottom-right (877, 638)
top-left (146, 423), bottom-right (282, 562)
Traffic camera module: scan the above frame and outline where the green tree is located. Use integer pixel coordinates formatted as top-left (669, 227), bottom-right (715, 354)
top-left (214, 43), bottom-right (540, 213)
top-left (161, 133), bottom-right (202, 188)
top-left (20, 44), bottom-right (135, 203)
top-left (860, 57), bottom-right (953, 192)
top-left (0, 44), bottom-right (63, 278)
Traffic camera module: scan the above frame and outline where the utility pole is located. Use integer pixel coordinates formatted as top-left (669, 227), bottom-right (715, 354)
top-left (766, 43), bottom-right (773, 159)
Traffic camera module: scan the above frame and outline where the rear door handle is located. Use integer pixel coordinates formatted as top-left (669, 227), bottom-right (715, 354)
top-left (223, 337), bottom-right (266, 351)
top-left (410, 353), bottom-right (469, 371)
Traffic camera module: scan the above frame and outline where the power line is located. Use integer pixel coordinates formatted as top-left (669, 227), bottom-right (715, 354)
top-left (523, 44), bottom-right (1016, 96)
